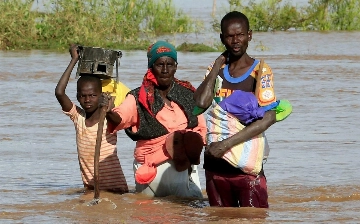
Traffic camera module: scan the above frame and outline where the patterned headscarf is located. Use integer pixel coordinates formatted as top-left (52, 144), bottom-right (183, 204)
top-left (147, 40), bottom-right (177, 68)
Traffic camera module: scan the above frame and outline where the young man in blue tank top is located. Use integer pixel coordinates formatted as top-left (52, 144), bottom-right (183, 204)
top-left (194, 11), bottom-right (278, 208)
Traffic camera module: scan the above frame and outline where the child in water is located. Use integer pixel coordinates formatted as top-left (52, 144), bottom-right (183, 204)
top-left (55, 44), bottom-right (128, 193)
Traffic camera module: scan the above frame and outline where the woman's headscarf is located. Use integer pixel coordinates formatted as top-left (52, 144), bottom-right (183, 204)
top-left (147, 40), bottom-right (177, 68)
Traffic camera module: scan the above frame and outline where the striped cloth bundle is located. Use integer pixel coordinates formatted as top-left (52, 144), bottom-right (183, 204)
top-left (206, 103), bottom-right (269, 176)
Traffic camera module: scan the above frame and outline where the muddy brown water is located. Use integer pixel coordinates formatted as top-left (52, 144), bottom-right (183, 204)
top-left (1, 30), bottom-right (360, 223)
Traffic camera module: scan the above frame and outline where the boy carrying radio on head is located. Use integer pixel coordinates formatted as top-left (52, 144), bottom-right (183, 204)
top-left (55, 44), bottom-right (128, 193)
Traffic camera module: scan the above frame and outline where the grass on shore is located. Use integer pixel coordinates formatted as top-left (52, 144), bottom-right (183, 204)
top-left (1, 0), bottom-right (360, 52)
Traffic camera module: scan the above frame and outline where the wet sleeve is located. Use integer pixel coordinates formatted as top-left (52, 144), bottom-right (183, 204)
top-left (110, 94), bottom-right (138, 132)
top-left (62, 103), bottom-right (80, 123)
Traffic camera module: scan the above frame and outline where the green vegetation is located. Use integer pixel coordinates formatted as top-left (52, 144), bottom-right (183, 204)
top-left (0, 0), bottom-right (199, 50)
top-left (213, 0), bottom-right (360, 32)
top-left (176, 43), bottom-right (218, 52)
top-left (1, 0), bottom-right (360, 51)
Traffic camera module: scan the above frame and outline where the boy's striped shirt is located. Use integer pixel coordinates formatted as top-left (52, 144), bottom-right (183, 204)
top-left (64, 104), bottom-right (128, 192)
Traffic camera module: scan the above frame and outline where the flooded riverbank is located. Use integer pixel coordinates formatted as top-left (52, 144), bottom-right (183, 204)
top-left (1, 30), bottom-right (360, 223)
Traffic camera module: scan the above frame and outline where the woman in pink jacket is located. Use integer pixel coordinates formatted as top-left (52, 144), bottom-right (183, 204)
top-left (106, 41), bottom-right (206, 198)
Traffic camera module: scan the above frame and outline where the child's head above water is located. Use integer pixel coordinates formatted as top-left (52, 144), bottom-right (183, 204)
top-left (76, 75), bottom-right (102, 113)
top-left (77, 75), bottom-right (102, 92)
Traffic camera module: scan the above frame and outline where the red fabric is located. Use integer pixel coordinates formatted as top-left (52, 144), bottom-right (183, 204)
top-left (175, 79), bottom-right (196, 92)
top-left (205, 170), bottom-right (269, 208)
top-left (134, 143), bottom-right (170, 184)
top-left (138, 69), bottom-right (196, 116)
top-left (135, 164), bottom-right (157, 184)
top-left (138, 69), bottom-right (158, 116)
top-left (165, 130), bottom-right (203, 169)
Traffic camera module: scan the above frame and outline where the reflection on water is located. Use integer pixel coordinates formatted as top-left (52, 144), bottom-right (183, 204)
top-left (1, 31), bottom-right (360, 223)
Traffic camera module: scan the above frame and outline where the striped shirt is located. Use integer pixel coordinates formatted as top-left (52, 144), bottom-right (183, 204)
top-left (64, 103), bottom-right (128, 192)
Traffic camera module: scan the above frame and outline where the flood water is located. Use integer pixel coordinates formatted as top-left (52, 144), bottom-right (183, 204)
top-left (1, 8), bottom-right (360, 222)
top-left (1, 30), bottom-right (360, 224)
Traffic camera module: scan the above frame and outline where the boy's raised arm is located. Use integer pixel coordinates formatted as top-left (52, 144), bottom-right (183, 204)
top-left (55, 44), bottom-right (79, 112)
